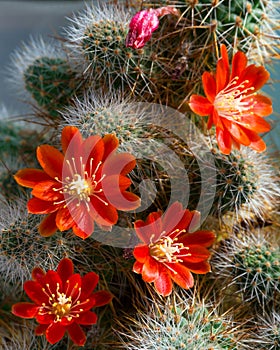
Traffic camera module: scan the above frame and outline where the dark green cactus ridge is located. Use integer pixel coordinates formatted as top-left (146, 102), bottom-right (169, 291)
top-left (24, 57), bottom-right (79, 117)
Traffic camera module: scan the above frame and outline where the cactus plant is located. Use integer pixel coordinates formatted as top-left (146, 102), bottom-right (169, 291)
top-left (212, 231), bottom-right (280, 308)
top-left (8, 37), bottom-right (82, 119)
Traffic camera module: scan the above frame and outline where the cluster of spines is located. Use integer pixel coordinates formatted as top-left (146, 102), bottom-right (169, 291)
top-left (212, 231), bottom-right (280, 308)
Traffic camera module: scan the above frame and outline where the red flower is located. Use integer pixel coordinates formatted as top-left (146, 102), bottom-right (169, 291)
top-left (132, 202), bottom-right (215, 296)
top-left (12, 258), bottom-right (112, 346)
top-left (189, 44), bottom-right (272, 154)
top-left (14, 126), bottom-right (140, 239)
top-left (125, 7), bottom-right (179, 49)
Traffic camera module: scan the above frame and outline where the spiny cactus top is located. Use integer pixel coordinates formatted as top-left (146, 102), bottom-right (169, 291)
top-left (133, 201), bottom-right (215, 296)
top-left (12, 258), bottom-right (112, 346)
top-left (14, 126), bottom-right (140, 239)
top-left (189, 44), bottom-right (272, 155)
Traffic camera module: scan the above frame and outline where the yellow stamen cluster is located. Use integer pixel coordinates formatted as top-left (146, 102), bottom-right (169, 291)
top-left (149, 229), bottom-right (191, 265)
top-left (214, 77), bottom-right (256, 123)
top-left (53, 157), bottom-right (108, 211)
top-left (38, 281), bottom-right (89, 323)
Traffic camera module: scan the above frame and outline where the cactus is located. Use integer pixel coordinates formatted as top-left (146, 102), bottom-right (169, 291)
top-left (212, 231), bottom-right (280, 308)
top-left (117, 287), bottom-right (252, 349)
top-left (0, 198), bottom-right (94, 285)
top-left (8, 37), bottom-right (82, 119)
top-left (65, 3), bottom-right (154, 95)
top-left (148, 0), bottom-right (280, 64)
top-left (255, 310), bottom-right (280, 349)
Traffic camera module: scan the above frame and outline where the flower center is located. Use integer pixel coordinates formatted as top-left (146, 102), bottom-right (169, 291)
top-left (52, 292), bottom-right (72, 320)
top-left (214, 77), bottom-right (256, 122)
top-left (38, 282), bottom-right (90, 322)
top-left (53, 157), bottom-right (108, 211)
top-left (149, 229), bottom-right (191, 264)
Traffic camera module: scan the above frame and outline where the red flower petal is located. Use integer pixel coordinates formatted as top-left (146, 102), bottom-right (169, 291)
top-left (133, 261), bottom-right (144, 274)
top-left (244, 129), bottom-right (267, 152)
top-left (67, 323), bottom-right (86, 346)
top-left (106, 190), bottom-right (141, 211)
top-left (38, 212), bottom-right (58, 237)
top-left (142, 256), bottom-right (159, 282)
top-left (239, 64), bottom-right (270, 92)
top-left (35, 324), bottom-right (48, 335)
top-left (103, 152), bottom-right (136, 177)
top-left (32, 180), bottom-right (62, 201)
top-left (64, 274), bottom-right (82, 300)
top-left (216, 44), bottom-right (230, 92)
top-left (57, 258), bottom-right (74, 287)
top-left (216, 127), bottom-right (232, 155)
top-left (37, 145), bottom-right (63, 179)
top-left (32, 267), bottom-right (46, 283)
top-left (46, 323), bottom-right (66, 344)
top-left (230, 50), bottom-right (247, 80)
top-left (14, 169), bottom-right (52, 188)
top-left (133, 245), bottom-right (149, 263)
top-left (180, 245), bottom-right (211, 263)
top-left (90, 197), bottom-right (118, 227)
top-left (27, 197), bottom-right (58, 214)
top-left (250, 94), bottom-right (273, 117)
top-left (240, 114), bottom-right (271, 133)
top-left (180, 230), bottom-right (215, 247)
top-left (154, 270), bottom-right (173, 296)
top-left (12, 302), bottom-right (38, 318)
top-left (24, 281), bottom-right (49, 304)
top-left (189, 95), bottom-right (213, 116)
top-left (202, 72), bottom-right (216, 103)
top-left (56, 207), bottom-right (75, 232)
top-left (162, 202), bottom-right (196, 235)
top-left (83, 135), bottom-right (104, 171)
top-left (61, 126), bottom-right (82, 155)
top-left (75, 311), bottom-right (98, 325)
top-left (80, 272), bottom-right (99, 299)
top-left (134, 211), bottom-right (162, 244)
top-left (166, 263), bottom-right (194, 290)
top-left (92, 290), bottom-right (112, 307)
top-left (222, 119), bottom-right (251, 146)
top-left (182, 260), bottom-right (211, 274)
top-left (44, 270), bottom-right (62, 295)
top-left (102, 134), bottom-right (119, 159)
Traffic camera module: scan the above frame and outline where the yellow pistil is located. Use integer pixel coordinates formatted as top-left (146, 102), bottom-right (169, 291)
top-left (214, 77), bottom-right (256, 122)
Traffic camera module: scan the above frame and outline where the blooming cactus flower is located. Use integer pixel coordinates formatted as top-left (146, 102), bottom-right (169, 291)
top-left (14, 126), bottom-right (140, 239)
top-left (189, 44), bottom-right (272, 154)
top-left (125, 6), bottom-right (179, 49)
top-left (12, 258), bottom-right (112, 346)
top-left (132, 202), bottom-right (216, 296)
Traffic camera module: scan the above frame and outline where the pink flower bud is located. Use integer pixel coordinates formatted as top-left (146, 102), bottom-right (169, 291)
top-left (125, 7), bottom-right (179, 49)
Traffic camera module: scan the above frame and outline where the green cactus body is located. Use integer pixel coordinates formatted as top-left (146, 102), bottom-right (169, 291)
top-left (232, 241), bottom-right (280, 304)
top-left (81, 19), bottom-right (151, 91)
top-left (24, 57), bottom-right (80, 117)
top-left (119, 296), bottom-right (246, 349)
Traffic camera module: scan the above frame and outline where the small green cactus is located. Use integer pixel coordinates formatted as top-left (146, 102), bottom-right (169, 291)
top-left (24, 56), bottom-right (80, 118)
top-left (213, 232), bottom-right (280, 307)
top-left (8, 37), bottom-right (82, 119)
top-left (65, 3), bottom-right (153, 95)
top-left (118, 288), bottom-right (250, 349)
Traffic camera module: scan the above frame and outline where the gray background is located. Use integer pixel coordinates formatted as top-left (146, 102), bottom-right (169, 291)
top-left (0, 0), bottom-right (279, 150)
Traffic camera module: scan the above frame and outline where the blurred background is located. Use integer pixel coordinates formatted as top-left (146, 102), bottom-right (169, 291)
top-left (0, 0), bottom-right (279, 150)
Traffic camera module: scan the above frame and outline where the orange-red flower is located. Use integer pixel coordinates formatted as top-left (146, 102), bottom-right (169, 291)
top-left (189, 44), bottom-right (272, 154)
top-left (14, 126), bottom-right (140, 239)
top-left (12, 258), bottom-right (112, 346)
top-left (132, 202), bottom-right (215, 296)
